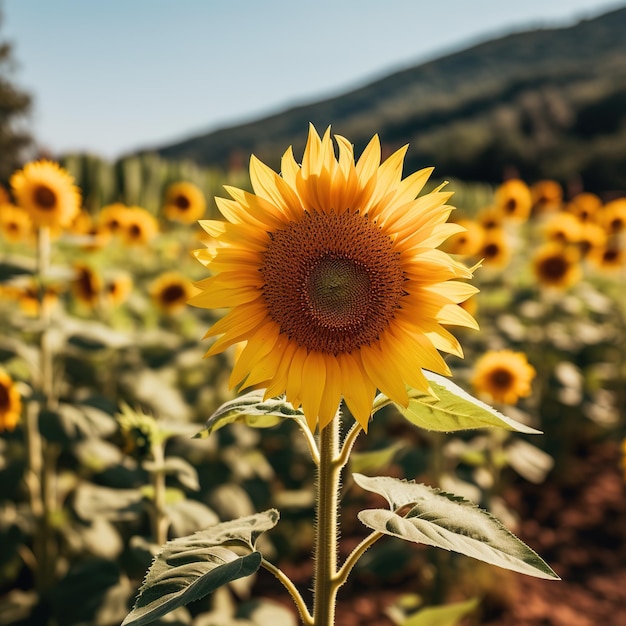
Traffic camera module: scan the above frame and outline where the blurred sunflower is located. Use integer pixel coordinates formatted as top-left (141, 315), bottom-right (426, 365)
top-left (191, 125), bottom-right (478, 432)
top-left (476, 206), bottom-right (504, 231)
top-left (98, 203), bottom-right (128, 235)
top-left (121, 207), bottom-right (158, 246)
top-left (0, 204), bottom-right (33, 243)
top-left (478, 228), bottom-right (510, 268)
top-left (10, 160), bottom-right (81, 229)
top-left (105, 273), bottom-right (133, 307)
top-left (442, 219), bottom-right (485, 256)
top-left (599, 198), bottom-right (626, 235)
top-left (577, 222), bottom-right (607, 257)
top-left (0, 370), bottom-right (22, 432)
top-left (543, 212), bottom-right (583, 245)
top-left (532, 243), bottom-right (581, 289)
top-left (163, 181), bottom-right (207, 223)
top-left (588, 243), bottom-right (626, 273)
top-left (72, 263), bottom-right (103, 306)
top-left (567, 192), bottom-right (602, 223)
top-left (471, 350), bottom-right (536, 405)
top-left (494, 178), bottom-right (532, 221)
top-left (150, 272), bottom-right (197, 313)
top-left (531, 179), bottom-right (563, 214)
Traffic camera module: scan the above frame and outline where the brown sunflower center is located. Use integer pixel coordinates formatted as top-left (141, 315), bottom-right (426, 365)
top-left (504, 198), bottom-right (517, 214)
top-left (128, 224), bottom-right (142, 239)
top-left (33, 184), bottom-right (57, 210)
top-left (489, 367), bottom-right (514, 390)
top-left (0, 383), bottom-right (9, 410)
top-left (173, 194), bottom-right (191, 210)
top-left (161, 284), bottom-right (186, 304)
top-left (539, 255), bottom-right (568, 279)
top-left (483, 242), bottom-right (501, 258)
top-left (261, 210), bottom-right (405, 355)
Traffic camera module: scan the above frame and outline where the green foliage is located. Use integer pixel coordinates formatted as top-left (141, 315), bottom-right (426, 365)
top-left (354, 474), bottom-right (559, 580)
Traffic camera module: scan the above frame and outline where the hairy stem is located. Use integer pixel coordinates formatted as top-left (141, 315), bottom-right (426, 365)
top-left (261, 559), bottom-right (313, 625)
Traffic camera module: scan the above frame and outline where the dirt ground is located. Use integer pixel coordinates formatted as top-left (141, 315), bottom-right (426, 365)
top-left (254, 439), bottom-right (626, 625)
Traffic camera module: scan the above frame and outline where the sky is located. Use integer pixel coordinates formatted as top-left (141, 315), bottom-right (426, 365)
top-left (3, 0), bottom-right (625, 160)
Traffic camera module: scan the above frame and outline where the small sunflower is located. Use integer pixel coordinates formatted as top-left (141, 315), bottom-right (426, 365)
top-left (120, 207), bottom-right (158, 246)
top-left (566, 192), bottom-right (601, 223)
top-left (105, 273), bottom-right (133, 307)
top-left (10, 160), bottom-right (81, 229)
top-left (543, 213), bottom-right (583, 245)
top-left (163, 181), bottom-right (207, 223)
top-left (599, 198), bottom-right (626, 235)
top-left (0, 370), bottom-right (22, 433)
top-left (494, 179), bottom-right (532, 221)
top-left (72, 263), bottom-right (103, 306)
top-left (478, 228), bottom-right (511, 268)
top-left (0, 204), bottom-right (33, 243)
top-left (191, 125), bottom-right (478, 432)
top-left (476, 206), bottom-right (504, 231)
top-left (442, 219), bottom-right (485, 256)
top-left (588, 243), bottom-right (626, 273)
top-left (577, 223), bottom-right (607, 257)
top-left (471, 350), bottom-right (536, 405)
top-left (98, 203), bottom-right (129, 235)
top-left (531, 179), bottom-right (563, 214)
top-left (532, 243), bottom-right (581, 289)
top-left (150, 272), bottom-right (198, 313)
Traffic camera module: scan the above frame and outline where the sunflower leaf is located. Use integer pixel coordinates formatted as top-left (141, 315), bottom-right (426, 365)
top-left (394, 597), bottom-right (480, 626)
top-left (194, 389), bottom-right (305, 438)
top-left (122, 510), bottom-right (279, 626)
top-left (354, 473), bottom-right (558, 580)
top-left (384, 370), bottom-right (540, 434)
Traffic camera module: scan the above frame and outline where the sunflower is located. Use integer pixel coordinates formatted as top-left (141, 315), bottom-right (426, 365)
top-left (0, 370), bottom-right (22, 432)
top-left (494, 178), bottom-right (532, 221)
top-left (471, 350), bottom-right (536, 405)
top-left (120, 207), bottom-right (159, 245)
top-left (532, 243), bottom-right (581, 289)
top-left (476, 206), bottom-right (504, 231)
top-left (588, 243), bottom-right (626, 273)
top-left (566, 192), bottom-right (601, 223)
top-left (531, 179), bottom-right (563, 214)
top-left (72, 263), bottom-right (103, 306)
top-left (0, 204), bottom-right (33, 243)
top-left (543, 212), bottom-right (583, 245)
top-left (105, 273), bottom-right (133, 306)
top-left (163, 181), bottom-right (207, 223)
top-left (599, 198), bottom-right (626, 235)
top-left (10, 160), bottom-right (81, 229)
top-left (11, 281), bottom-right (60, 317)
top-left (441, 219), bottom-right (485, 256)
top-left (150, 272), bottom-right (198, 313)
top-left (477, 228), bottom-right (511, 268)
top-left (191, 125), bottom-right (478, 432)
top-left (98, 203), bottom-right (129, 235)
top-left (576, 223), bottom-right (607, 257)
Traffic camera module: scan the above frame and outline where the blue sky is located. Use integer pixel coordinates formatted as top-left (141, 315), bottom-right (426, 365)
top-left (3, 0), bottom-right (624, 159)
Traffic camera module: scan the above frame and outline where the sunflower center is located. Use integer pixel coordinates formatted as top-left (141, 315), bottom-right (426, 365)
top-left (33, 184), bottom-right (57, 210)
top-left (504, 198), bottom-right (517, 214)
top-left (540, 255), bottom-right (568, 279)
top-left (0, 383), bottom-right (9, 410)
top-left (489, 367), bottom-right (514, 390)
top-left (162, 284), bottom-right (186, 303)
top-left (261, 210), bottom-right (405, 355)
top-left (173, 194), bottom-right (191, 210)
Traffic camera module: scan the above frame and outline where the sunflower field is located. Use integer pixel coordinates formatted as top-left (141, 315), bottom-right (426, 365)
top-left (0, 139), bottom-right (625, 626)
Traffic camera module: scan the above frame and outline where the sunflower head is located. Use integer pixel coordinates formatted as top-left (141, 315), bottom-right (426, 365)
top-left (163, 182), bottom-right (207, 224)
top-left (494, 179), bottom-right (532, 221)
top-left (599, 198), bottom-right (626, 235)
top-left (121, 207), bottom-right (159, 246)
top-left (532, 243), bottom-right (581, 289)
top-left (476, 206), bottom-right (504, 231)
top-left (478, 228), bottom-right (510, 268)
top-left (566, 192), bottom-right (601, 222)
top-left (543, 213), bottom-right (583, 245)
top-left (151, 272), bottom-right (198, 313)
top-left (0, 204), bottom-right (34, 243)
top-left (105, 273), bottom-right (133, 307)
top-left (10, 160), bottom-right (81, 229)
top-left (191, 125), bottom-right (478, 432)
top-left (471, 350), bottom-right (536, 405)
top-left (588, 243), bottom-right (626, 273)
top-left (0, 370), bottom-right (22, 433)
top-left (72, 263), bottom-right (103, 306)
top-left (98, 203), bottom-right (129, 235)
top-left (442, 219), bottom-right (485, 256)
top-left (531, 179), bottom-right (563, 214)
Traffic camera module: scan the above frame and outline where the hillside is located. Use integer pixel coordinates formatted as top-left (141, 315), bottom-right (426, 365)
top-left (149, 6), bottom-right (626, 194)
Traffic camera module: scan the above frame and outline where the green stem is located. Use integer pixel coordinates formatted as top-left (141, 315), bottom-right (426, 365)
top-left (261, 559), bottom-right (313, 625)
top-left (335, 530), bottom-right (383, 588)
top-left (312, 417), bottom-right (341, 626)
top-left (296, 420), bottom-right (320, 466)
top-left (151, 440), bottom-right (169, 545)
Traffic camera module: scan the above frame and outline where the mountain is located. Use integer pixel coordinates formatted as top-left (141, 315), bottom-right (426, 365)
top-left (148, 6), bottom-right (626, 194)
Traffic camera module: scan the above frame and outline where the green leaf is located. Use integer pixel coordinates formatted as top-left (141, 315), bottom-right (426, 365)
top-left (349, 442), bottom-right (407, 475)
top-left (399, 597), bottom-right (480, 626)
top-left (354, 473), bottom-right (559, 580)
top-left (122, 510), bottom-right (279, 626)
top-left (194, 390), bottom-right (305, 438)
top-left (375, 370), bottom-right (540, 434)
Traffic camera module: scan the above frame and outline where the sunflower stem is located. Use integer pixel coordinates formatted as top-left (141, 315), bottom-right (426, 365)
top-left (336, 421), bottom-right (362, 469)
top-left (150, 439), bottom-right (169, 545)
top-left (312, 416), bottom-right (341, 626)
top-left (261, 559), bottom-right (313, 625)
top-left (335, 530), bottom-right (384, 588)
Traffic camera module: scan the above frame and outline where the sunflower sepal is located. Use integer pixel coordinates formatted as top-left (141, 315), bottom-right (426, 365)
top-left (376, 370), bottom-right (541, 434)
top-left (121, 510), bottom-right (279, 626)
top-left (194, 389), bottom-right (306, 439)
top-left (354, 473), bottom-right (559, 580)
